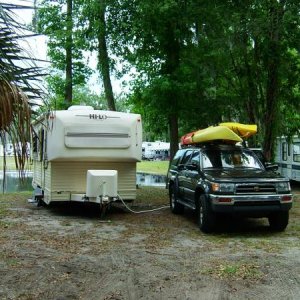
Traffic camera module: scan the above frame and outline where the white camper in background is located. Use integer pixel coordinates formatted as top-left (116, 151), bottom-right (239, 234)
top-left (31, 106), bottom-right (142, 209)
top-left (275, 136), bottom-right (300, 182)
top-left (142, 141), bottom-right (170, 160)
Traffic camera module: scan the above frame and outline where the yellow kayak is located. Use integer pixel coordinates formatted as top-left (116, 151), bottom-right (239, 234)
top-left (191, 126), bottom-right (242, 144)
top-left (219, 122), bottom-right (257, 138)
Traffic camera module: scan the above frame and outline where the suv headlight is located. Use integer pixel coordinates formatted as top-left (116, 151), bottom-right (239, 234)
top-left (276, 182), bottom-right (291, 192)
top-left (212, 182), bottom-right (235, 193)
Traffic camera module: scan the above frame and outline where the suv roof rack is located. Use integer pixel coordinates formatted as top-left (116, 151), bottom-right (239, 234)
top-left (180, 140), bottom-right (242, 149)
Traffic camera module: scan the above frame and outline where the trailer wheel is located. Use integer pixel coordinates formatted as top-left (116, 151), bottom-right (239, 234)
top-left (100, 204), bottom-right (106, 218)
top-left (268, 211), bottom-right (289, 231)
top-left (36, 196), bottom-right (47, 207)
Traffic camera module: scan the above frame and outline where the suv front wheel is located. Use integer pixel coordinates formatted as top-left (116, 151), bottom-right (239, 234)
top-left (169, 185), bottom-right (184, 214)
top-left (197, 194), bottom-right (216, 233)
top-left (268, 211), bottom-right (289, 231)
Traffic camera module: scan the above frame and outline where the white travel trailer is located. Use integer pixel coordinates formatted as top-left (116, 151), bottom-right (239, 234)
top-left (31, 106), bottom-right (142, 208)
top-left (142, 141), bottom-right (170, 160)
top-left (275, 136), bottom-right (300, 182)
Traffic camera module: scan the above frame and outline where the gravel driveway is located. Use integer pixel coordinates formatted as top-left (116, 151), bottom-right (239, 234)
top-left (0, 184), bottom-right (300, 300)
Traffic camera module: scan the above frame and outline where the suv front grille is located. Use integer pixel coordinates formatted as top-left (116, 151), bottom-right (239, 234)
top-left (235, 183), bottom-right (276, 194)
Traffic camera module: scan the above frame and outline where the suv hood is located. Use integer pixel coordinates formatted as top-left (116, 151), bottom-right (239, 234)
top-left (204, 168), bottom-right (286, 182)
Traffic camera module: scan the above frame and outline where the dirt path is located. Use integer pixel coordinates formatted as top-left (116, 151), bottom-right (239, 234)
top-left (0, 186), bottom-right (300, 300)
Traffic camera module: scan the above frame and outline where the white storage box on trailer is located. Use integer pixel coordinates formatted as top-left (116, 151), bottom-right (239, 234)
top-left (86, 170), bottom-right (118, 198)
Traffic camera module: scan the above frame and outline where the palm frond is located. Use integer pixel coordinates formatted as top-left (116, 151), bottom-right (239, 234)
top-left (0, 3), bottom-right (48, 182)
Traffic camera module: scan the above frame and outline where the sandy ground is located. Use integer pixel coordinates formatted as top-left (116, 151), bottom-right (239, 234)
top-left (0, 184), bottom-right (300, 300)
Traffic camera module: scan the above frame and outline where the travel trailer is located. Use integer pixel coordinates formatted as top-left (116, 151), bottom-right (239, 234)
top-left (31, 106), bottom-right (142, 208)
top-left (275, 136), bottom-right (300, 182)
top-left (142, 141), bottom-right (170, 160)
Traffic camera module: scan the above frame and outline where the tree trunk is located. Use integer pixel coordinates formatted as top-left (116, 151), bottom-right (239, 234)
top-left (163, 21), bottom-right (180, 160)
top-left (32, 0), bottom-right (38, 31)
top-left (169, 113), bottom-right (179, 160)
top-left (65, 0), bottom-right (73, 106)
top-left (263, 0), bottom-right (285, 161)
top-left (97, 0), bottom-right (116, 111)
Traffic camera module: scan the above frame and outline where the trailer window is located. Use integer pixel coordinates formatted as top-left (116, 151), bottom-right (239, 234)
top-left (32, 132), bottom-right (38, 153)
top-left (39, 129), bottom-right (44, 161)
top-left (293, 143), bottom-right (300, 162)
top-left (282, 142), bottom-right (287, 161)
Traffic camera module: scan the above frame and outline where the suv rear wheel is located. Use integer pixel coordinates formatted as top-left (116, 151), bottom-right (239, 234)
top-left (169, 185), bottom-right (184, 214)
top-left (268, 211), bottom-right (289, 231)
top-left (197, 194), bottom-right (216, 233)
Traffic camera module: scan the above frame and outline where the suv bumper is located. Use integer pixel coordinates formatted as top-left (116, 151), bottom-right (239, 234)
top-left (210, 194), bottom-right (293, 215)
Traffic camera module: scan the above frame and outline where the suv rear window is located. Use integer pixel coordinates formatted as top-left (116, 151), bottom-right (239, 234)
top-left (202, 149), bottom-right (262, 169)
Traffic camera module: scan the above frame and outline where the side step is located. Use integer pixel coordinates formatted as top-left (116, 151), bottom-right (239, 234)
top-left (177, 199), bottom-right (196, 210)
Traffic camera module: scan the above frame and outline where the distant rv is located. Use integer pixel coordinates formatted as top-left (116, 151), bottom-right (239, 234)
top-left (142, 141), bottom-right (170, 160)
top-left (31, 106), bottom-right (142, 208)
top-left (275, 136), bottom-right (300, 182)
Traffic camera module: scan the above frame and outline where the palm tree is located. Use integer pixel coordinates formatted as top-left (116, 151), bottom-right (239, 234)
top-left (0, 3), bottom-right (46, 176)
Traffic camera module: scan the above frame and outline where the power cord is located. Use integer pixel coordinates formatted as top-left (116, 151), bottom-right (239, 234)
top-left (118, 194), bottom-right (169, 214)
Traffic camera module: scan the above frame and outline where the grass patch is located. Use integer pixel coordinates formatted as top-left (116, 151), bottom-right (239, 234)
top-left (0, 192), bottom-right (31, 202)
top-left (0, 192), bottom-right (31, 217)
top-left (0, 156), bottom-right (32, 171)
top-left (137, 161), bottom-right (169, 175)
top-left (0, 220), bottom-right (12, 229)
top-left (135, 186), bottom-right (169, 206)
top-left (204, 260), bottom-right (264, 282)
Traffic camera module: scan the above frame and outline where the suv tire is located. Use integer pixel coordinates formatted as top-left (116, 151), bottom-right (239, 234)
top-left (268, 211), bottom-right (289, 231)
top-left (197, 194), bottom-right (216, 233)
top-left (169, 185), bottom-right (184, 214)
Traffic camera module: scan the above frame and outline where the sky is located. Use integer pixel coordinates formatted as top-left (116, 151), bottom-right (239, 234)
top-left (0, 0), bottom-right (128, 95)
top-left (1, 1), bottom-right (49, 67)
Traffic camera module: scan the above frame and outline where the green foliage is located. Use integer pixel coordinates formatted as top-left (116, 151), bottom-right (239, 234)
top-left (45, 73), bottom-right (107, 110)
top-left (34, 0), bottom-right (300, 158)
top-left (37, 0), bottom-right (92, 100)
top-left (107, 0), bottom-right (299, 158)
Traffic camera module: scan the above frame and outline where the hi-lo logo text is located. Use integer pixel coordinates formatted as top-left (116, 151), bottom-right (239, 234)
top-left (89, 114), bottom-right (108, 120)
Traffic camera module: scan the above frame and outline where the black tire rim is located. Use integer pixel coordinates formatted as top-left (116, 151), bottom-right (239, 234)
top-left (171, 191), bottom-right (175, 209)
top-left (199, 202), bottom-right (203, 226)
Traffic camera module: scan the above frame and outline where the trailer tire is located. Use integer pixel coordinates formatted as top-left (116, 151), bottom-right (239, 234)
top-left (36, 196), bottom-right (47, 207)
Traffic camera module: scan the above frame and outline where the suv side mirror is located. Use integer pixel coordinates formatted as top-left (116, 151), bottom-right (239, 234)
top-left (177, 164), bottom-right (185, 171)
top-left (265, 163), bottom-right (278, 172)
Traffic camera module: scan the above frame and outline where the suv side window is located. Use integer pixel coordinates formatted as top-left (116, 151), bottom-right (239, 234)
top-left (170, 149), bottom-right (185, 170)
top-left (181, 150), bottom-right (193, 165)
top-left (190, 150), bottom-right (200, 167)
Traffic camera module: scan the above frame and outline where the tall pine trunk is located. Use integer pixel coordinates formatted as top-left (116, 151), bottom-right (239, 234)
top-left (263, 0), bottom-right (285, 160)
top-left (97, 0), bottom-right (116, 111)
top-left (65, 0), bottom-right (73, 106)
top-left (164, 21), bottom-right (180, 160)
top-left (169, 113), bottom-right (179, 160)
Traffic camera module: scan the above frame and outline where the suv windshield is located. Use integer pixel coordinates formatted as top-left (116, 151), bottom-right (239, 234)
top-left (202, 149), bottom-right (263, 169)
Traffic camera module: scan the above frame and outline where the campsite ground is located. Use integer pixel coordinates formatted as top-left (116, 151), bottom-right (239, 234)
top-left (0, 183), bottom-right (300, 300)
